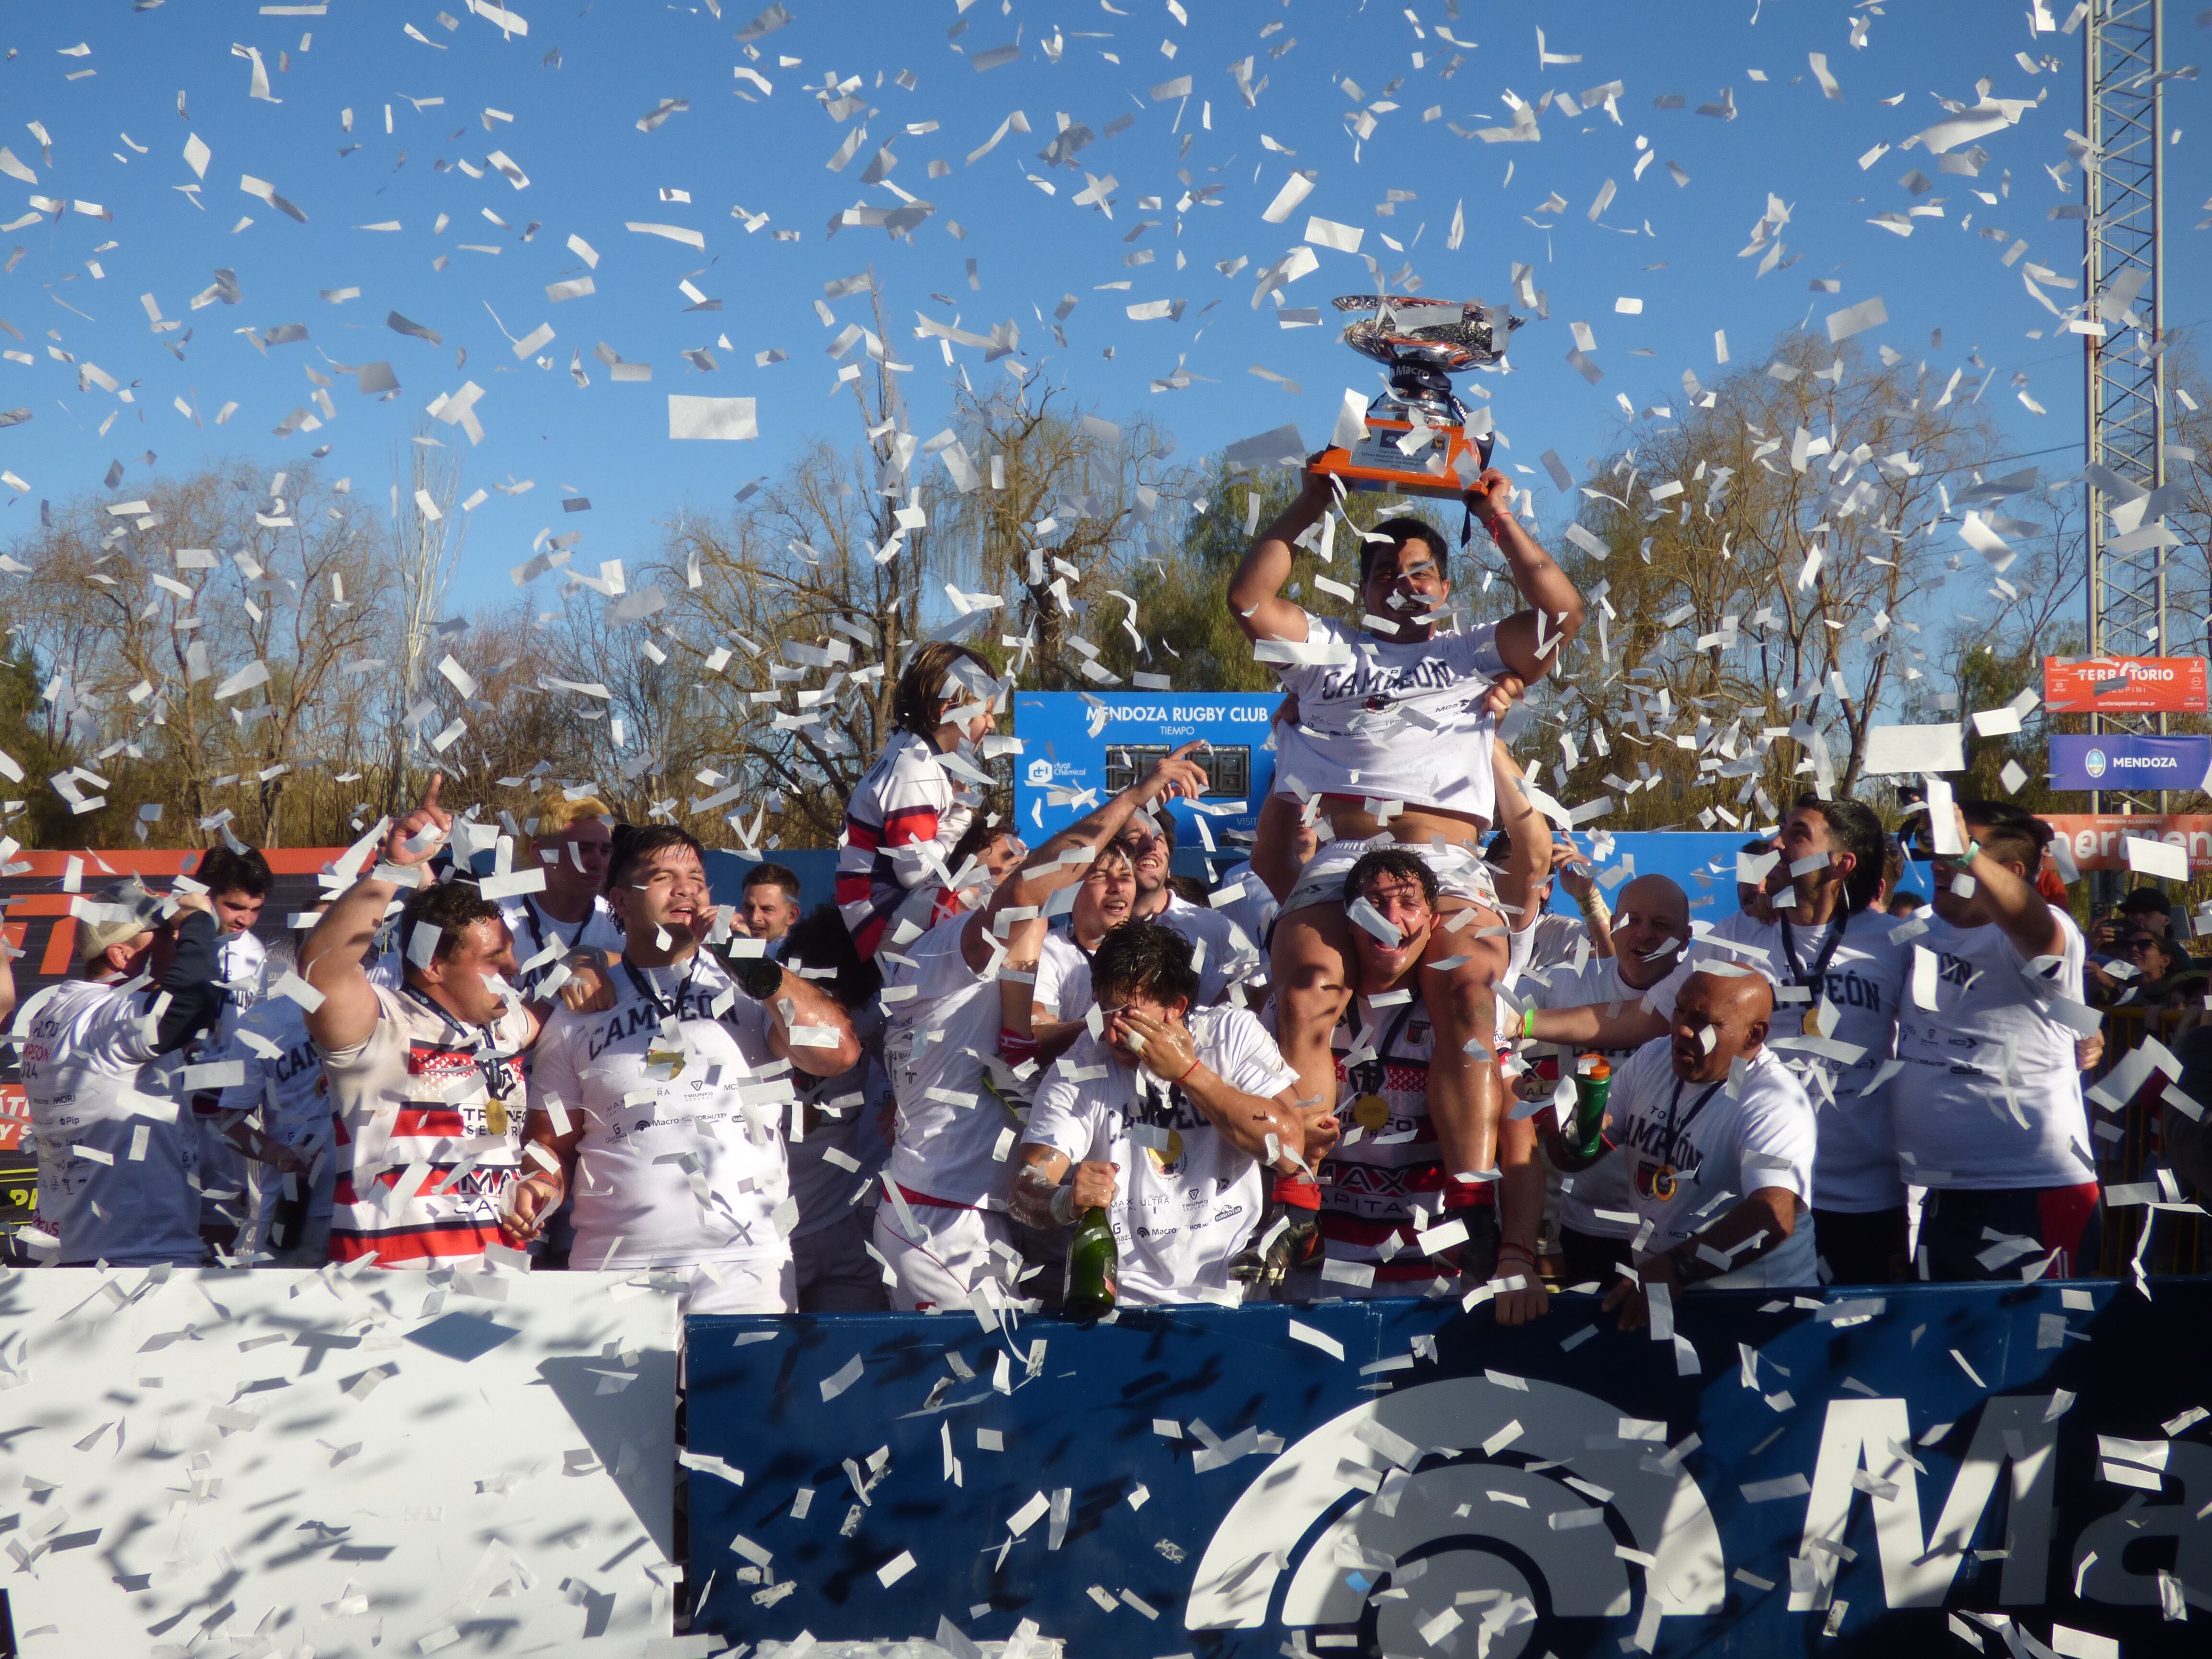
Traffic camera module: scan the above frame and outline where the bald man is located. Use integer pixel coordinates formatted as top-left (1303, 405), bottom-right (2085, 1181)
top-left (1546, 968), bottom-right (1817, 1327)
top-left (1513, 874), bottom-right (1691, 1287)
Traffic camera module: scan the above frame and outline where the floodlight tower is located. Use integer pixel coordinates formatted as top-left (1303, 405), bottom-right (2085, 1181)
top-left (2081, 0), bottom-right (2167, 817)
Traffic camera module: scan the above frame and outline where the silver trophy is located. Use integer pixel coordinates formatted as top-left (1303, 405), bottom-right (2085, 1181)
top-left (1312, 296), bottom-right (1523, 499)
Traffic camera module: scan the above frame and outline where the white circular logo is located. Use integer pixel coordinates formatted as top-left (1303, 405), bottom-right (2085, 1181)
top-left (1185, 1376), bottom-right (1726, 1656)
top-left (2084, 747), bottom-right (2108, 780)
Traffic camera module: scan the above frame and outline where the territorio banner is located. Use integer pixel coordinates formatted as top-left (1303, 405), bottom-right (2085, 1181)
top-left (2044, 656), bottom-right (2210, 714)
top-left (687, 1283), bottom-right (2210, 1658)
top-left (2048, 733), bottom-right (2212, 793)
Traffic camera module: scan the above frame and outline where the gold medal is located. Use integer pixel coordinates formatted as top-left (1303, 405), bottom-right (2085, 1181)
top-left (1353, 1093), bottom-right (1391, 1131)
top-left (1650, 1165), bottom-right (1677, 1203)
top-left (485, 1099), bottom-right (508, 1138)
top-left (646, 1045), bottom-right (687, 1079)
top-left (1147, 1129), bottom-right (1185, 1171)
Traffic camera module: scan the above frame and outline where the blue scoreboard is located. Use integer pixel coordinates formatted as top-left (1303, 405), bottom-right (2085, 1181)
top-left (1012, 691), bottom-right (1283, 852)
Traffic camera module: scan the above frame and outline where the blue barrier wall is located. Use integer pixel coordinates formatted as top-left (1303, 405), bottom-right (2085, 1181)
top-left (701, 832), bottom-right (1933, 929)
top-left (688, 1281), bottom-right (2209, 1657)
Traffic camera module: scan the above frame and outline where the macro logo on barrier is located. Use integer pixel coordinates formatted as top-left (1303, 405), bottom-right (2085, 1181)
top-left (2085, 748), bottom-right (2109, 781)
top-left (1184, 1376), bottom-right (1726, 1656)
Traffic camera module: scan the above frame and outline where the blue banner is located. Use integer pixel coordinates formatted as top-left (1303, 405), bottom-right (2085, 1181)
top-left (2049, 733), bottom-right (2212, 793)
top-left (688, 1282), bottom-right (2211, 1656)
top-left (1013, 690), bottom-right (1282, 846)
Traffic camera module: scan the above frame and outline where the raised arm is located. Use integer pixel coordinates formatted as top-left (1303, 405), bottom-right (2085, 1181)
top-left (299, 775), bottom-right (449, 1053)
top-left (1471, 470), bottom-right (1585, 687)
top-left (1489, 745), bottom-right (1555, 939)
top-left (154, 897), bottom-right (224, 1053)
top-left (1226, 467), bottom-right (1333, 646)
top-left (1520, 997), bottom-right (1668, 1057)
top-left (1555, 847), bottom-right (1617, 958)
top-left (1953, 806), bottom-right (2065, 962)
top-left (962, 745), bottom-right (1209, 971)
top-left (740, 958), bottom-right (863, 1076)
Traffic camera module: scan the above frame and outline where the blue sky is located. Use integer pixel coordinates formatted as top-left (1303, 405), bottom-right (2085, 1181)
top-left (0, 0), bottom-right (2202, 617)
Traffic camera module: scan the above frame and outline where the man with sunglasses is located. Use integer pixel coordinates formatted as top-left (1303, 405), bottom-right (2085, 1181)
top-left (1231, 463), bottom-right (1582, 1262)
top-left (1895, 801), bottom-right (2098, 1279)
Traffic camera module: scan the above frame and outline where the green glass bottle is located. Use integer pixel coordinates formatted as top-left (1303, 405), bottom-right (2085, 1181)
top-left (1064, 1206), bottom-right (1119, 1319)
top-left (1568, 1055), bottom-right (1611, 1163)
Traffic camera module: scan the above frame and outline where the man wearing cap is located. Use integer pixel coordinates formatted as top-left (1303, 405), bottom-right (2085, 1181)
top-left (20, 880), bottom-right (225, 1266)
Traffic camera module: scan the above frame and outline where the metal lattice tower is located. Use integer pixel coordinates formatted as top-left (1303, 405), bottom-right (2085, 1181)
top-left (2082, 0), bottom-right (2167, 814)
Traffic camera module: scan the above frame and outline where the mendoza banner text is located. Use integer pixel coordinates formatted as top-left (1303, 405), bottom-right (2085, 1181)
top-left (688, 1282), bottom-right (2210, 1658)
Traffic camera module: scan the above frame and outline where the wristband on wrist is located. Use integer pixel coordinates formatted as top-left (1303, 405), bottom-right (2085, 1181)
top-left (1497, 1242), bottom-right (1539, 1263)
top-left (1172, 1054), bottom-right (1201, 1085)
top-left (735, 955), bottom-right (784, 1001)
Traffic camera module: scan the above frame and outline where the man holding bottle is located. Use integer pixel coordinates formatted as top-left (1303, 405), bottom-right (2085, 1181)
top-left (1011, 921), bottom-right (1306, 1308)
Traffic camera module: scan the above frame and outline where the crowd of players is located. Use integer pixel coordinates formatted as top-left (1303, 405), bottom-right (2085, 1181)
top-left (12, 461), bottom-right (2120, 1317)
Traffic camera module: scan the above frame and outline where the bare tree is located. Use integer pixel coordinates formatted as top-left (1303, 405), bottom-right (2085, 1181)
top-left (1530, 333), bottom-right (1996, 829)
top-left (383, 432), bottom-right (469, 817)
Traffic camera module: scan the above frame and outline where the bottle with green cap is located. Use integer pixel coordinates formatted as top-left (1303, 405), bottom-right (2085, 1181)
top-left (1064, 1204), bottom-right (1119, 1319)
top-left (1567, 1054), bottom-right (1611, 1164)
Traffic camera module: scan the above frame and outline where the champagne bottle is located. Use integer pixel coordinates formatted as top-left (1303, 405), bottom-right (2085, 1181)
top-left (1064, 1206), bottom-right (1119, 1319)
top-left (1568, 1055), bottom-right (1611, 1163)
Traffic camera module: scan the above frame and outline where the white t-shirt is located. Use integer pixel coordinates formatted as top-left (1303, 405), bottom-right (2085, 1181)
top-left (787, 1004), bottom-right (894, 1238)
top-left (497, 893), bottom-right (625, 997)
top-left (1034, 929), bottom-right (1094, 1023)
top-left (1022, 1006), bottom-right (1298, 1304)
top-left (320, 984), bottom-right (534, 1270)
top-left (1161, 892), bottom-right (1254, 1004)
top-left (19, 979), bottom-right (207, 1266)
top-left (1034, 898), bottom-right (1253, 1021)
top-left (1523, 953), bottom-right (1659, 1241)
top-left (529, 951), bottom-right (791, 1270)
top-left (1648, 907), bottom-right (1911, 1214)
top-left (1211, 868), bottom-right (1278, 961)
top-left (1609, 1039), bottom-right (1818, 1288)
top-left (883, 912), bottom-right (1023, 1209)
top-left (1270, 613), bottom-right (1507, 822)
top-left (1891, 906), bottom-right (2093, 1191)
top-left (218, 930), bottom-right (267, 1022)
top-left (218, 994), bottom-right (337, 1245)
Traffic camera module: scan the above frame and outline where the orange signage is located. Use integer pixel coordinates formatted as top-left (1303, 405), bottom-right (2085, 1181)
top-left (2043, 655), bottom-right (2209, 714)
top-left (2042, 814), bottom-right (2212, 873)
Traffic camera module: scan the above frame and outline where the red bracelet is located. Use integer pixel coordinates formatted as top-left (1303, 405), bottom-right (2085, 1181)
top-left (1173, 1054), bottom-right (1201, 1085)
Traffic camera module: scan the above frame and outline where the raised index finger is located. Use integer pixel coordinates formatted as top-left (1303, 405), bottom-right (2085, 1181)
top-left (421, 772), bottom-right (445, 814)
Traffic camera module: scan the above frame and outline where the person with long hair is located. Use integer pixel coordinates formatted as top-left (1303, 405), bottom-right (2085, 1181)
top-left (836, 640), bottom-right (1002, 959)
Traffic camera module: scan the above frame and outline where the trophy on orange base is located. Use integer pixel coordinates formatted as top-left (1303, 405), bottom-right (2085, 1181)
top-left (1308, 295), bottom-right (1523, 501)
